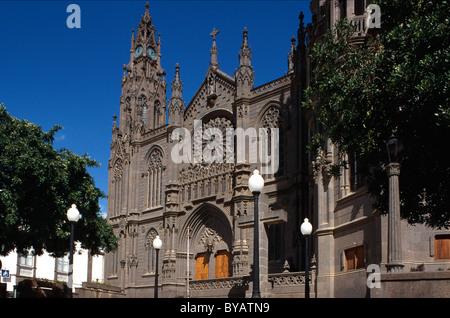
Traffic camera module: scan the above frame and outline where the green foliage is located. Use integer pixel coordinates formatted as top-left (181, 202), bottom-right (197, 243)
top-left (0, 104), bottom-right (117, 256)
top-left (303, 0), bottom-right (449, 228)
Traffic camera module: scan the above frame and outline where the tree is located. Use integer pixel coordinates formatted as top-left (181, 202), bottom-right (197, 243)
top-left (303, 0), bottom-right (449, 228)
top-left (0, 104), bottom-right (117, 256)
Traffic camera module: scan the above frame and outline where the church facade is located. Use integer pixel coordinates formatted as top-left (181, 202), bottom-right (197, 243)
top-left (104, 2), bottom-right (450, 298)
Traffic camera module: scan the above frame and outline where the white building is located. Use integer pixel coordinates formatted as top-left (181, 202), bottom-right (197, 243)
top-left (0, 243), bottom-right (104, 297)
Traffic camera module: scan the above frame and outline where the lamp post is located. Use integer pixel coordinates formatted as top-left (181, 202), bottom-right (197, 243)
top-left (153, 235), bottom-right (162, 298)
top-left (300, 218), bottom-right (312, 298)
top-left (385, 134), bottom-right (404, 272)
top-left (66, 204), bottom-right (80, 298)
top-left (248, 169), bottom-right (264, 298)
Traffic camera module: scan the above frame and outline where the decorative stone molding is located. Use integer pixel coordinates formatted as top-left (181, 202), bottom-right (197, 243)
top-left (268, 271), bottom-right (312, 287)
top-left (190, 276), bottom-right (249, 290)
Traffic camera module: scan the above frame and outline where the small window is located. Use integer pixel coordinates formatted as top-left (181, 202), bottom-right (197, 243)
top-left (345, 245), bottom-right (365, 271)
top-left (57, 256), bottom-right (69, 272)
top-left (19, 250), bottom-right (34, 267)
top-left (435, 235), bottom-right (450, 260)
top-left (268, 223), bottom-right (283, 261)
top-left (348, 153), bottom-right (364, 192)
top-left (354, 0), bottom-right (366, 16)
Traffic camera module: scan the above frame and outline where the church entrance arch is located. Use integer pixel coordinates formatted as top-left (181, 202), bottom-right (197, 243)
top-left (179, 203), bottom-right (233, 280)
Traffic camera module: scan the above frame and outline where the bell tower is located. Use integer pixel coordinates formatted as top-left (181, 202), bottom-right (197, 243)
top-left (120, 2), bottom-right (167, 135)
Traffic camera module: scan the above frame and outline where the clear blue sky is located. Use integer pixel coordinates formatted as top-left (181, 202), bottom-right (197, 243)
top-left (0, 1), bottom-right (311, 216)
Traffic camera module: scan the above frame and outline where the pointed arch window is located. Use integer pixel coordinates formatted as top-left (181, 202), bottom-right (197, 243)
top-left (154, 100), bottom-right (162, 128)
top-left (145, 229), bottom-right (159, 273)
top-left (260, 106), bottom-right (284, 178)
top-left (113, 159), bottom-right (124, 216)
top-left (148, 149), bottom-right (164, 208)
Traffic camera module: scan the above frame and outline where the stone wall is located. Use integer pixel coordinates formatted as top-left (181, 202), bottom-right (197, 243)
top-left (75, 282), bottom-right (125, 298)
top-left (370, 271), bottom-right (450, 298)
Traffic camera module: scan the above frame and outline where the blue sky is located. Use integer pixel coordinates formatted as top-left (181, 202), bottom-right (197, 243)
top-left (0, 0), bottom-right (311, 216)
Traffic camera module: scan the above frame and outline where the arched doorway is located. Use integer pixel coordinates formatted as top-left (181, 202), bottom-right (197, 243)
top-left (179, 203), bottom-right (233, 280)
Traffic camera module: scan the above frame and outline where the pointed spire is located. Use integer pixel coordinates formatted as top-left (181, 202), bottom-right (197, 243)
top-left (144, 2), bottom-right (150, 21)
top-left (171, 63), bottom-right (183, 98)
top-left (288, 36), bottom-right (296, 74)
top-left (236, 27), bottom-right (254, 97)
top-left (135, 1), bottom-right (155, 45)
top-left (297, 11), bottom-right (306, 49)
top-left (239, 27), bottom-right (252, 67)
top-left (241, 27), bottom-right (248, 50)
top-left (210, 27), bottom-right (220, 69)
top-left (241, 27), bottom-right (249, 49)
top-left (168, 63), bottom-right (184, 126)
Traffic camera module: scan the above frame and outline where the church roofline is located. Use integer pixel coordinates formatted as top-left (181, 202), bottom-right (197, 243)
top-left (183, 68), bottom-right (235, 120)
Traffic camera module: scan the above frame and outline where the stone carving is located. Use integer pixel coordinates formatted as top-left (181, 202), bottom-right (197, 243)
top-left (114, 160), bottom-right (123, 179)
top-left (199, 227), bottom-right (223, 252)
top-left (179, 162), bottom-right (233, 184)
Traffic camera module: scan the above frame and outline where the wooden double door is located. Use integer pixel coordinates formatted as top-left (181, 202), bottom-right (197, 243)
top-left (195, 250), bottom-right (230, 280)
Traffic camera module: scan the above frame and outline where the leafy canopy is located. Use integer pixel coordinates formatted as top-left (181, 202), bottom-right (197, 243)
top-left (0, 104), bottom-right (117, 256)
top-left (303, 0), bottom-right (449, 228)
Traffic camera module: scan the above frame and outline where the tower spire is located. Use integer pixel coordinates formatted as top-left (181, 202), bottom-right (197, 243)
top-left (135, 1), bottom-right (155, 46)
top-left (239, 27), bottom-right (252, 67)
top-left (168, 63), bottom-right (184, 126)
top-left (235, 27), bottom-right (254, 97)
top-left (172, 63), bottom-right (183, 98)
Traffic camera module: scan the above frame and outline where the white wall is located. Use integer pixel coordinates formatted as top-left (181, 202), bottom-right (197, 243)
top-left (0, 243), bottom-right (104, 295)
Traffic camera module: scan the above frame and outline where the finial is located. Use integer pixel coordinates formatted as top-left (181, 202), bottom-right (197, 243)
top-left (145, 2), bottom-right (150, 10)
top-left (299, 11), bottom-right (304, 25)
top-left (242, 27), bottom-right (248, 48)
top-left (175, 63), bottom-right (180, 80)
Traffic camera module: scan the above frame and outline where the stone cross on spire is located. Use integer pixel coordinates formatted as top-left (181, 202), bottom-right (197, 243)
top-left (210, 27), bottom-right (220, 69)
top-left (210, 27), bottom-right (220, 42)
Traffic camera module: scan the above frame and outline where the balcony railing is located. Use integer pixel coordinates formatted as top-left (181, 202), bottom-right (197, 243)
top-left (352, 14), bottom-right (368, 36)
top-left (190, 276), bottom-right (249, 291)
top-left (188, 271), bottom-right (314, 297)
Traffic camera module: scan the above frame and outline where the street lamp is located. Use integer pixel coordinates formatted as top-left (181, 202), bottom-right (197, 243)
top-left (153, 235), bottom-right (162, 298)
top-left (386, 133), bottom-right (403, 164)
top-left (385, 133), bottom-right (404, 272)
top-left (66, 204), bottom-right (80, 298)
top-left (300, 218), bottom-right (312, 298)
top-left (248, 169), bottom-right (264, 298)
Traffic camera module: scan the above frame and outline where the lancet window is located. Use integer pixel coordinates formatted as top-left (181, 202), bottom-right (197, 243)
top-left (147, 149), bottom-right (164, 208)
top-left (260, 106), bottom-right (285, 178)
top-left (113, 159), bottom-right (124, 216)
top-left (145, 229), bottom-right (159, 273)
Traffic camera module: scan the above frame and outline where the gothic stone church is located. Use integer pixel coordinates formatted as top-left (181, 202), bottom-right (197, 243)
top-left (104, 2), bottom-right (450, 298)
